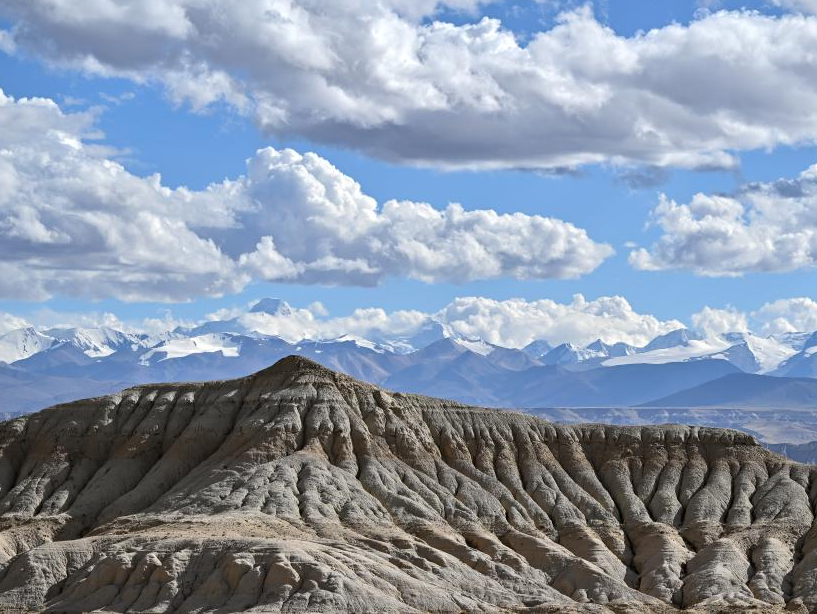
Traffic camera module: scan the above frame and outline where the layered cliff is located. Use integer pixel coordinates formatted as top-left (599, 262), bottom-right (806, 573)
top-left (0, 356), bottom-right (814, 612)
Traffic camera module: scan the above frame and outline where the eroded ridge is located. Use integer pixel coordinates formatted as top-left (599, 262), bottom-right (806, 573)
top-left (0, 355), bottom-right (814, 612)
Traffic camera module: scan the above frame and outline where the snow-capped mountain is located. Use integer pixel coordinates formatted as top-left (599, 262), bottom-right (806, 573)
top-left (4, 299), bottom-right (817, 416)
top-left (311, 334), bottom-right (390, 354)
top-left (540, 343), bottom-right (604, 366)
top-left (248, 298), bottom-right (293, 316)
top-left (180, 297), bottom-right (295, 337)
top-left (771, 331), bottom-right (814, 352)
top-left (521, 339), bottom-right (553, 360)
top-left (718, 332), bottom-right (799, 373)
top-left (45, 326), bottom-right (146, 358)
top-left (585, 339), bottom-right (637, 358)
top-left (369, 321), bottom-right (451, 355)
top-left (601, 328), bottom-right (799, 374)
top-left (0, 327), bottom-right (56, 364)
top-left (139, 332), bottom-right (245, 365)
top-left (640, 328), bottom-right (704, 352)
top-left (602, 330), bottom-right (728, 367)
top-left (772, 332), bottom-right (817, 377)
top-left (537, 339), bottom-right (637, 368)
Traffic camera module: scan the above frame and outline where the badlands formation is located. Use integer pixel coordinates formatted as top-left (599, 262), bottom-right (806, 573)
top-left (0, 356), bottom-right (815, 612)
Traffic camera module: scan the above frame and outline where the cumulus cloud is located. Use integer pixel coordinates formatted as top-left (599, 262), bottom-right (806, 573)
top-left (689, 298), bottom-right (817, 337)
top-left (630, 164), bottom-right (817, 276)
top-left (235, 305), bottom-right (431, 345)
top-left (0, 89), bottom-right (609, 301)
top-left (691, 306), bottom-right (748, 336)
top-left (434, 294), bottom-right (685, 347)
top-left (218, 294), bottom-right (684, 348)
top-left (4, 4), bottom-right (817, 170)
top-left (22, 309), bottom-right (131, 332)
top-left (0, 90), bottom-right (246, 301)
top-left (752, 297), bottom-right (817, 335)
top-left (8, 294), bottom-right (817, 346)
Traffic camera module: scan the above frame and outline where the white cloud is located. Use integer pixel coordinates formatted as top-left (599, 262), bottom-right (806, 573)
top-left (630, 164), bottom-right (817, 276)
top-left (236, 305), bottom-right (431, 345)
top-left (0, 89), bottom-right (246, 301)
top-left (0, 88), bottom-right (610, 301)
top-left (689, 298), bottom-right (817, 337)
top-left (235, 147), bottom-right (612, 285)
top-left (7, 294), bottom-right (817, 347)
top-left (140, 311), bottom-right (196, 337)
top-left (691, 306), bottom-right (748, 336)
top-left (434, 294), bottom-right (683, 347)
top-left (230, 294), bottom-right (683, 348)
top-left (752, 297), bottom-right (817, 335)
top-left (22, 308), bottom-right (130, 332)
top-left (4, 5), bottom-right (817, 170)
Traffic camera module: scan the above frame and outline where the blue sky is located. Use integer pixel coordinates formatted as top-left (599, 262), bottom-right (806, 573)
top-left (1, 0), bottom-right (817, 342)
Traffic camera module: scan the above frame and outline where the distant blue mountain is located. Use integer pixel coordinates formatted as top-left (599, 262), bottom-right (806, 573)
top-left (640, 372), bottom-right (817, 408)
top-left (502, 359), bottom-right (741, 408)
top-left (387, 355), bottom-right (740, 408)
top-left (1, 299), bottom-right (816, 417)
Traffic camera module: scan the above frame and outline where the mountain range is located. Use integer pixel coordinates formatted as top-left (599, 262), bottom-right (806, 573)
top-left (3, 298), bottom-right (817, 420)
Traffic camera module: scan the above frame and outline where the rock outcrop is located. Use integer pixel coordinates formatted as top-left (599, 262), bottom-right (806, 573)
top-left (0, 356), bottom-right (815, 612)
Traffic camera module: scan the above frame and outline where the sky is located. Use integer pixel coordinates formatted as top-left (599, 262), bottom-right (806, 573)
top-left (1, 0), bottom-right (817, 346)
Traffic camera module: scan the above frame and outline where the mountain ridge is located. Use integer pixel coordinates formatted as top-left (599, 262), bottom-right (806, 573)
top-left (0, 357), bottom-right (815, 611)
top-left (2, 303), bottom-right (817, 417)
top-left (639, 373), bottom-right (817, 409)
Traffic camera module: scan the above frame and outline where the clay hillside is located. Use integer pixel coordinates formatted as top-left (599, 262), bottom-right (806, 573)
top-left (0, 356), bottom-right (815, 613)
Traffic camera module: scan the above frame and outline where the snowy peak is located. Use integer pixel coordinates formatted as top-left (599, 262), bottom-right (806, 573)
top-left (182, 319), bottom-right (248, 336)
top-left (0, 327), bottom-right (56, 364)
top-left (586, 339), bottom-right (637, 358)
top-left (604, 336), bottom-right (731, 368)
top-left (522, 339), bottom-right (552, 360)
top-left (700, 341), bottom-right (761, 374)
top-left (771, 332), bottom-right (817, 378)
top-left (139, 333), bottom-right (243, 365)
top-left (600, 330), bottom-right (796, 374)
top-left (248, 298), bottom-right (293, 316)
top-left (641, 328), bottom-right (704, 353)
top-left (523, 338), bottom-right (634, 365)
top-left (45, 326), bottom-right (145, 358)
top-left (455, 337), bottom-right (495, 356)
top-left (317, 334), bottom-right (386, 353)
top-left (771, 331), bottom-right (813, 352)
top-left (371, 320), bottom-right (450, 354)
top-left (541, 343), bottom-right (597, 365)
top-left (410, 337), bottom-right (469, 362)
top-left (730, 333), bottom-right (797, 373)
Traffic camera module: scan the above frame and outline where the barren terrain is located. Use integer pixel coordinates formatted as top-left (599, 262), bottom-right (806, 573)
top-left (0, 356), bottom-right (814, 612)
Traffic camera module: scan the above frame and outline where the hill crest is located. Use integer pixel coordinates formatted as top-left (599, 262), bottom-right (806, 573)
top-left (0, 356), bottom-right (812, 612)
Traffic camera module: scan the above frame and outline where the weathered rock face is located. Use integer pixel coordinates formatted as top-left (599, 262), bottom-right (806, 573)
top-left (0, 356), bottom-right (815, 613)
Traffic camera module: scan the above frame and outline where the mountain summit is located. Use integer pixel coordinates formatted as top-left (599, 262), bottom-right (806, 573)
top-left (248, 297), bottom-right (294, 316)
top-left (0, 357), bottom-right (814, 611)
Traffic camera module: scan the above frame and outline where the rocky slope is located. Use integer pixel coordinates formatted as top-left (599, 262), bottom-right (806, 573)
top-left (0, 356), bottom-right (815, 612)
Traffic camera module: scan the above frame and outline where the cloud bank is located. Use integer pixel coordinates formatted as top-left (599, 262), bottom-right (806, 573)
top-left (203, 294), bottom-right (817, 347)
top-left (4, 4), bottom-right (817, 170)
top-left (201, 294), bottom-right (686, 348)
top-left (0, 89), bottom-right (610, 301)
top-left (8, 294), bottom-right (817, 348)
top-left (630, 164), bottom-right (817, 276)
